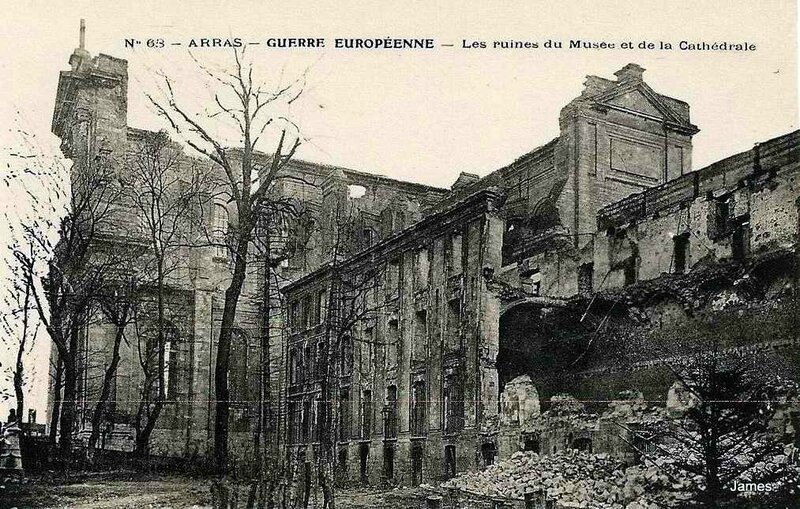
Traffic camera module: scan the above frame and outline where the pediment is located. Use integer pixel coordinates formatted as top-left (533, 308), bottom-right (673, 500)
top-left (606, 89), bottom-right (665, 119)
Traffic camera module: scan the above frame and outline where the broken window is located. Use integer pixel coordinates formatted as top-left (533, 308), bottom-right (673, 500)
top-left (443, 370), bottom-right (464, 434)
top-left (359, 443), bottom-right (369, 483)
top-left (411, 443), bottom-right (424, 486)
top-left (289, 348), bottom-right (298, 384)
top-left (338, 388), bottom-right (351, 441)
top-left (732, 216), bottom-right (751, 262)
top-left (673, 233), bottom-right (690, 274)
top-left (361, 390), bottom-right (373, 439)
top-left (288, 400), bottom-right (300, 444)
top-left (289, 301), bottom-right (300, 332)
top-left (229, 329), bottom-right (251, 408)
top-left (414, 247), bottom-right (430, 289)
top-left (305, 344), bottom-right (314, 379)
top-left (411, 380), bottom-right (427, 437)
top-left (413, 310), bottom-right (427, 360)
top-left (624, 255), bottom-right (638, 286)
top-left (481, 442), bottom-right (496, 468)
top-left (383, 444), bottom-right (395, 480)
top-left (386, 319), bottom-right (399, 368)
top-left (444, 445), bottom-right (457, 479)
top-left (362, 227), bottom-right (376, 248)
top-left (339, 336), bottom-right (352, 376)
top-left (361, 327), bottom-right (375, 375)
top-left (301, 295), bottom-right (312, 329)
top-left (384, 385), bottom-right (398, 439)
top-left (578, 263), bottom-right (594, 296)
top-left (302, 399), bottom-right (311, 442)
top-left (316, 290), bottom-right (327, 324)
top-left (385, 259), bottom-right (401, 299)
top-left (163, 324), bottom-right (184, 402)
top-left (447, 232), bottom-right (464, 275)
top-left (446, 299), bottom-right (462, 349)
top-left (709, 196), bottom-right (732, 239)
top-left (520, 268), bottom-right (541, 296)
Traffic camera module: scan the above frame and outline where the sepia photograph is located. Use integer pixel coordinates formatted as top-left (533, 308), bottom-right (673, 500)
top-left (1, 1), bottom-right (798, 508)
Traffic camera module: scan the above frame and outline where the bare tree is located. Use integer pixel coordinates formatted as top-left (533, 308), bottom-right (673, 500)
top-left (9, 139), bottom-right (123, 458)
top-left (1, 251), bottom-right (40, 426)
top-left (86, 269), bottom-right (141, 460)
top-left (311, 202), bottom-right (386, 509)
top-left (147, 49), bottom-right (304, 472)
top-left (119, 129), bottom-right (214, 455)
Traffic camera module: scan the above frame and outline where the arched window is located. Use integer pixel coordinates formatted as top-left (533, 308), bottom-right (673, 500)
top-left (213, 203), bottom-right (228, 258)
top-left (229, 328), bottom-right (251, 406)
top-left (163, 323), bottom-right (182, 401)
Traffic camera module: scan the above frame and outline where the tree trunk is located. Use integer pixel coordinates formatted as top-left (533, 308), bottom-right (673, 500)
top-left (58, 356), bottom-right (77, 457)
top-left (214, 229), bottom-right (251, 473)
top-left (49, 356), bottom-right (64, 445)
top-left (88, 320), bottom-right (126, 458)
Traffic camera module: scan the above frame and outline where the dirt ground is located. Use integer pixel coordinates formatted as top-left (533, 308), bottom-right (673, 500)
top-left (0, 472), bottom-right (428, 509)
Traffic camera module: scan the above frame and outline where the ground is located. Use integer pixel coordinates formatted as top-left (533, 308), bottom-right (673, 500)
top-left (0, 472), bottom-right (428, 509)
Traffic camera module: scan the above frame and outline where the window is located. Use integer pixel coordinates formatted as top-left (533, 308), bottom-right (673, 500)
top-left (362, 228), bottom-right (375, 248)
top-left (673, 233), bottom-right (690, 274)
top-left (578, 263), bottom-right (594, 296)
top-left (289, 348), bottom-right (298, 384)
top-left (520, 268), bottom-right (541, 296)
top-left (481, 442), bottom-right (496, 467)
top-left (213, 203), bottom-right (228, 258)
top-left (413, 310), bottom-right (427, 360)
top-left (444, 445), bottom-right (457, 479)
top-left (289, 301), bottom-right (300, 332)
top-left (411, 380), bottom-right (427, 437)
top-left (732, 216), bottom-right (751, 262)
top-left (443, 371), bottom-right (464, 434)
top-left (361, 390), bottom-right (373, 439)
top-left (302, 295), bottom-right (313, 329)
top-left (386, 319), bottom-right (399, 368)
top-left (305, 344), bottom-right (314, 379)
top-left (339, 336), bottom-right (353, 376)
top-left (384, 385), bottom-right (398, 439)
top-left (288, 400), bottom-right (300, 444)
top-left (302, 399), bottom-right (312, 442)
top-left (229, 329), bottom-right (251, 408)
top-left (414, 248), bottom-right (429, 289)
top-left (316, 290), bottom-right (327, 324)
top-left (447, 232), bottom-right (464, 275)
top-left (163, 324), bottom-right (182, 401)
top-left (361, 327), bottom-right (375, 375)
top-left (386, 259), bottom-right (401, 298)
top-left (713, 198), bottom-right (731, 238)
top-left (338, 388), bottom-right (351, 441)
top-left (446, 299), bottom-right (461, 348)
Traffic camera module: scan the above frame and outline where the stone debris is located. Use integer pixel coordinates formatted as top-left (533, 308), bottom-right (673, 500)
top-left (440, 448), bottom-right (799, 508)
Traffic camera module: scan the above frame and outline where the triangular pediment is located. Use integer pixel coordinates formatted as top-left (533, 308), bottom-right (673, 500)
top-left (606, 90), bottom-right (664, 119)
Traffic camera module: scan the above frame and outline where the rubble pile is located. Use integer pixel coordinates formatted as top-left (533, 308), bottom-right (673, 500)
top-left (440, 449), bottom-right (799, 508)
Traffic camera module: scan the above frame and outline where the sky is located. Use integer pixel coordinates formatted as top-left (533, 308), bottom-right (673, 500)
top-left (0, 0), bottom-right (797, 423)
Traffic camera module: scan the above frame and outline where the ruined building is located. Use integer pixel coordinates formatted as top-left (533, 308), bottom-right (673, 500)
top-left (50, 32), bottom-right (799, 485)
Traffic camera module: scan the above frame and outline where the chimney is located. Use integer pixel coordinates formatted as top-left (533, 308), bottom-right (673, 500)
top-left (69, 19), bottom-right (91, 71)
top-left (614, 63), bottom-right (645, 83)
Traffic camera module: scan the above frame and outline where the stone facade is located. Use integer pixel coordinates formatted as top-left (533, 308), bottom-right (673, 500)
top-left (50, 36), bottom-right (799, 487)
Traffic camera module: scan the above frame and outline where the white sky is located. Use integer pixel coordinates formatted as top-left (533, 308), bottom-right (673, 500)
top-left (0, 0), bottom-right (798, 423)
